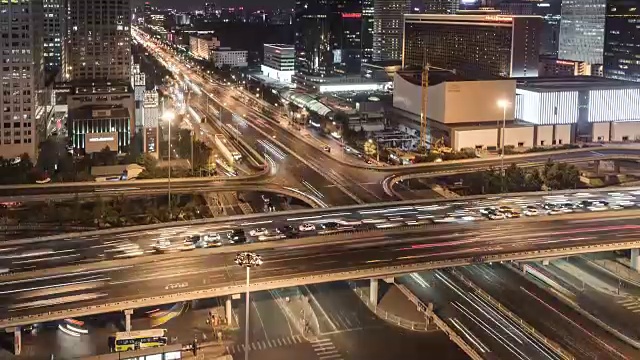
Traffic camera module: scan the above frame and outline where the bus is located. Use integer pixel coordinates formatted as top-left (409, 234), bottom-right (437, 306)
top-left (108, 329), bottom-right (168, 352)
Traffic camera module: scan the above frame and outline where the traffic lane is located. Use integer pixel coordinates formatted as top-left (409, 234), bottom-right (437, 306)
top-left (249, 290), bottom-right (299, 341)
top-left (2, 212), bottom-right (638, 295)
top-left (459, 264), bottom-right (637, 360)
top-left (4, 217), bottom-right (640, 319)
top-left (305, 282), bottom-right (381, 333)
top-left (569, 256), bottom-right (640, 297)
top-left (540, 262), bottom-right (640, 341)
top-left (405, 270), bottom-right (560, 360)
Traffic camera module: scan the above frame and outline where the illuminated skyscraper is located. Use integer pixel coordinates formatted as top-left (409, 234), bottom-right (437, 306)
top-left (373, 0), bottom-right (410, 61)
top-left (603, 0), bottom-right (640, 82)
top-left (558, 0), bottom-right (606, 64)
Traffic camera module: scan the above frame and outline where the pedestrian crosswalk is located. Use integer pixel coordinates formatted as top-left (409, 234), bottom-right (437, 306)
top-left (225, 335), bottom-right (303, 354)
top-left (311, 338), bottom-right (343, 360)
top-left (615, 296), bottom-right (640, 312)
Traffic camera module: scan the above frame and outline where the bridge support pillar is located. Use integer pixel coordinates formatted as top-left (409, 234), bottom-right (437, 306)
top-left (370, 279), bottom-right (378, 307)
top-left (614, 161), bottom-right (621, 174)
top-left (226, 297), bottom-right (233, 325)
top-left (5, 327), bottom-right (21, 355)
top-left (124, 309), bottom-right (133, 332)
top-left (631, 249), bottom-right (640, 272)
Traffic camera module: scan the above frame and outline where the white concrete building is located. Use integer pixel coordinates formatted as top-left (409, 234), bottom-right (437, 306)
top-left (261, 44), bottom-right (294, 83)
top-left (391, 72), bottom-right (640, 150)
top-left (210, 48), bottom-right (248, 68)
top-left (189, 35), bottom-right (220, 60)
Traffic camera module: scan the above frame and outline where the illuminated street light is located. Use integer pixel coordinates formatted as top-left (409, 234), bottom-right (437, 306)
top-left (497, 99), bottom-right (511, 192)
top-left (161, 110), bottom-right (175, 218)
top-left (235, 252), bottom-right (263, 360)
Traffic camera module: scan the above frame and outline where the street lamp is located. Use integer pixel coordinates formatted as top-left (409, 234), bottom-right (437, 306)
top-left (161, 110), bottom-right (175, 218)
top-left (235, 252), bottom-right (263, 360)
top-left (497, 99), bottom-right (510, 192)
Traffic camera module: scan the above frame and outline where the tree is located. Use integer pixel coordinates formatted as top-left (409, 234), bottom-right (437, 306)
top-left (334, 111), bottom-right (351, 141)
top-left (192, 140), bottom-right (212, 170)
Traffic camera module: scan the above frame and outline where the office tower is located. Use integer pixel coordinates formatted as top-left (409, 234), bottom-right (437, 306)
top-left (262, 44), bottom-right (295, 83)
top-left (603, 0), bottom-right (639, 82)
top-left (373, 0), bottom-right (410, 61)
top-left (558, 0), bottom-right (606, 64)
top-left (403, 14), bottom-right (542, 78)
top-left (500, 0), bottom-right (561, 57)
top-left (67, 0), bottom-right (132, 82)
top-left (362, 0), bottom-right (374, 63)
top-left (294, 0), bottom-right (364, 76)
top-left (0, 0), bottom-right (44, 159)
top-left (43, 0), bottom-right (65, 72)
top-left (424, 0), bottom-right (459, 14)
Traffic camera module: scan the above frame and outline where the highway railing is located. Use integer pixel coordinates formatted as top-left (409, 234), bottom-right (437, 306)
top-left (394, 283), bottom-right (483, 360)
top-left (348, 281), bottom-right (429, 332)
top-left (5, 237), bottom-right (640, 329)
top-left (449, 268), bottom-right (575, 360)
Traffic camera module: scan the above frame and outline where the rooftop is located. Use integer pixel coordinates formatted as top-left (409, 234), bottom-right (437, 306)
top-left (265, 43), bottom-right (294, 49)
top-left (515, 76), bottom-right (640, 92)
top-left (396, 70), bottom-right (478, 87)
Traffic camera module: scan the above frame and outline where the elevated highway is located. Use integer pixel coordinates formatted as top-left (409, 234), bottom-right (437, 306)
top-left (2, 205), bottom-right (640, 329)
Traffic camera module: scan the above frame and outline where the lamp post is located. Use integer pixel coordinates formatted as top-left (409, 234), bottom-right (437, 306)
top-left (235, 252), bottom-right (263, 360)
top-left (161, 111), bottom-right (176, 218)
top-left (497, 99), bottom-right (510, 192)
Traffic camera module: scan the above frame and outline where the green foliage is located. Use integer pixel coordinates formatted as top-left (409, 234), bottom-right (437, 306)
top-left (456, 160), bottom-right (581, 195)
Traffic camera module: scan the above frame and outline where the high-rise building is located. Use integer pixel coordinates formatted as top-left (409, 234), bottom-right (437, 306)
top-left (294, 0), bottom-right (364, 77)
top-left (204, 2), bottom-right (216, 17)
top-left (500, 0), bottom-right (561, 57)
top-left (0, 0), bottom-right (45, 159)
top-left (67, 0), bottom-right (132, 82)
top-left (262, 44), bottom-right (295, 83)
top-left (402, 14), bottom-right (542, 78)
top-left (373, 0), bottom-right (410, 61)
top-left (424, 0), bottom-right (459, 14)
top-left (558, 0), bottom-right (606, 64)
top-left (43, 0), bottom-right (65, 73)
top-left (603, 0), bottom-right (640, 82)
top-left (362, 0), bottom-right (374, 63)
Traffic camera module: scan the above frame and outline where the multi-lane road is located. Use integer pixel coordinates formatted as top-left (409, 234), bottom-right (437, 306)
top-left (3, 208), bottom-right (640, 327)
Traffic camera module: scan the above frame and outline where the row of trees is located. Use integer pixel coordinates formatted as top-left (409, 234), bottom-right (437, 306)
top-left (453, 160), bottom-right (581, 195)
top-left (3, 194), bottom-right (212, 229)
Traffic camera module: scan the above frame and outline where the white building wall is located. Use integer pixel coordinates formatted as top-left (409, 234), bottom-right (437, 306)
top-left (515, 89), bottom-right (579, 125)
top-left (452, 128), bottom-right (498, 151)
top-left (592, 122), bottom-right (610, 141)
top-left (555, 124), bottom-right (572, 145)
top-left (611, 122), bottom-right (640, 141)
top-left (588, 88), bottom-right (640, 122)
top-left (536, 125), bottom-right (554, 146)
top-left (504, 126), bottom-right (535, 148)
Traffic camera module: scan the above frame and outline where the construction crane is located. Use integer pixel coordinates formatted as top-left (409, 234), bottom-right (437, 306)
top-left (420, 63), bottom-right (430, 152)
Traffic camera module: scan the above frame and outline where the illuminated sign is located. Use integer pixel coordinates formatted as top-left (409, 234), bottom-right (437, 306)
top-left (556, 60), bottom-right (575, 65)
top-left (484, 16), bottom-right (513, 22)
top-left (342, 13), bottom-right (362, 19)
top-left (88, 136), bottom-right (115, 142)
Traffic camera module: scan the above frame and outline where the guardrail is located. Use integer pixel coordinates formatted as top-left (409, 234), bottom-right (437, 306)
top-left (449, 268), bottom-right (575, 360)
top-left (348, 281), bottom-right (428, 331)
top-left (4, 238), bottom-right (640, 329)
top-left (387, 154), bottom-right (640, 198)
top-left (394, 283), bottom-right (483, 360)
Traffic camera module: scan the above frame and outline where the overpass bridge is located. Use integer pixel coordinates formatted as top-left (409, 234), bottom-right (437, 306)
top-left (1, 202), bottom-right (640, 331)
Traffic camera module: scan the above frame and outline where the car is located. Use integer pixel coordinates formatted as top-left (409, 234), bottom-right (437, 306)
top-left (249, 228), bottom-right (269, 237)
top-left (361, 217), bottom-right (387, 224)
top-left (299, 223), bottom-right (316, 232)
top-left (336, 218), bottom-right (362, 226)
top-left (503, 210), bottom-right (521, 218)
top-left (365, 158), bottom-right (374, 164)
top-left (486, 211), bottom-right (505, 220)
top-left (323, 145), bottom-right (331, 152)
top-left (278, 225), bottom-right (298, 237)
top-left (522, 206), bottom-right (539, 216)
top-left (320, 222), bottom-right (340, 230)
top-left (181, 240), bottom-right (196, 251)
top-left (227, 229), bottom-right (247, 243)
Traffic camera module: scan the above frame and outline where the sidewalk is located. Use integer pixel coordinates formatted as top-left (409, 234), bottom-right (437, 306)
top-left (349, 280), bottom-right (430, 331)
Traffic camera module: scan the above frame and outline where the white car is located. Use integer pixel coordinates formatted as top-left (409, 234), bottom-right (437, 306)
top-left (522, 206), bottom-right (539, 216)
top-left (249, 228), bottom-right (269, 237)
top-left (299, 223), bottom-right (316, 232)
top-left (361, 218), bottom-right (387, 224)
top-left (336, 219), bottom-right (362, 226)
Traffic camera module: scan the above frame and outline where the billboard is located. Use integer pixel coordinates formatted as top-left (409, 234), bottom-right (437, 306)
top-left (145, 127), bottom-right (158, 153)
top-left (86, 132), bottom-right (118, 153)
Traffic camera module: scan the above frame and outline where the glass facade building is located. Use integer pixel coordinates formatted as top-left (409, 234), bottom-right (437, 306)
top-left (558, 0), bottom-right (606, 64)
top-left (372, 0), bottom-right (410, 62)
top-left (603, 0), bottom-right (640, 82)
top-left (402, 14), bottom-right (541, 79)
